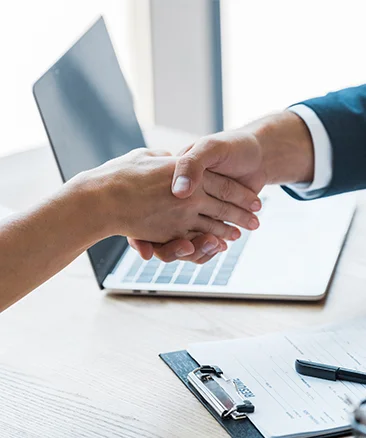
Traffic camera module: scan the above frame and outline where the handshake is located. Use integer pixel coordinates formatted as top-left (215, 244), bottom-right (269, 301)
top-left (75, 111), bottom-right (314, 265)
top-left (0, 109), bottom-right (315, 312)
top-left (127, 141), bottom-right (262, 265)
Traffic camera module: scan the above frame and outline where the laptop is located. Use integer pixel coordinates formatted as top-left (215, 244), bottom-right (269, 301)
top-left (33, 17), bottom-right (355, 300)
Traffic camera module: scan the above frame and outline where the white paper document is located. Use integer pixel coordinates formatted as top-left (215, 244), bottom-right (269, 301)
top-left (188, 318), bottom-right (366, 438)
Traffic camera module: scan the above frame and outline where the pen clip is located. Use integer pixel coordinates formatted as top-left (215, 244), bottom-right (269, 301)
top-left (295, 359), bottom-right (338, 381)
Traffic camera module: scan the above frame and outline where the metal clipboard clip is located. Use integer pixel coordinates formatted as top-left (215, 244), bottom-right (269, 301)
top-left (188, 365), bottom-right (255, 420)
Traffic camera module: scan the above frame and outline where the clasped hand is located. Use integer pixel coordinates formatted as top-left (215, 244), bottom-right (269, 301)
top-left (78, 145), bottom-right (261, 264)
top-left (126, 130), bottom-right (264, 264)
top-left (67, 119), bottom-right (277, 265)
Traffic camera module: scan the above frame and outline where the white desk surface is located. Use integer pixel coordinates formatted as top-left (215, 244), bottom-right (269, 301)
top-left (0, 127), bottom-right (363, 437)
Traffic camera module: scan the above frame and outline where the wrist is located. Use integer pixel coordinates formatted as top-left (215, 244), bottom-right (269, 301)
top-left (63, 174), bottom-right (114, 245)
top-left (253, 111), bottom-right (314, 185)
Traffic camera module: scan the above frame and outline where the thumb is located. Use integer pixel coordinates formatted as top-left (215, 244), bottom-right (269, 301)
top-left (127, 238), bottom-right (154, 260)
top-left (172, 139), bottom-right (221, 199)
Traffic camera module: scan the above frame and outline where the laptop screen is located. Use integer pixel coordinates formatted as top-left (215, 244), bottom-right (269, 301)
top-left (33, 17), bottom-right (146, 287)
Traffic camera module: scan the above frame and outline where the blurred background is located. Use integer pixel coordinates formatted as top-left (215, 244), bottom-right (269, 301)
top-left (3, 0), bottom-right (366, 157)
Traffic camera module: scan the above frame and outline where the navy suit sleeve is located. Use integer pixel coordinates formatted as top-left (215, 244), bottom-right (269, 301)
top-left (283, 84), bottom-right (366, 199)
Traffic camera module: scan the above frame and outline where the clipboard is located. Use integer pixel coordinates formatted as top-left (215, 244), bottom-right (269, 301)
top-left (160, 350), bottom-right (351, 438)
top-left (159, 350), bottom-right (261, 437)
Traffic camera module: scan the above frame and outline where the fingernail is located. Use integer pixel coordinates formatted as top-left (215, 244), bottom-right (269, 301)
top-left (202, 241), bottom-right (218, 255)
top-left (173, 176), bottom-right (191, 194)
top-left (176, 248), bottom-right (193, 257)
top-left (219, 243), bottom-right (227, 252)
top-left (248, 217), bottom-right (259, 230)
top-left (250, 200), bottom-right (261, 212)
top-left (232, 229), bottom-right (241, 240)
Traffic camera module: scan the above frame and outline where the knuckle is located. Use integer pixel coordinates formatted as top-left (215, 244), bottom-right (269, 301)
top-left (178, 144), bottom-right (193, 156)
top-left (200, 137), bottom-right (228, 159)
top-left (180, 154), bottom-right (205, 177)
top-left (132, 148), bottom-right (148, 158)
top-left (154, 149), bottom-right (171, 157)
top-left (199, 136), bottom-right (224, 150)
top-left (219, 178), bottom-right (233, 202)
top-left (205, 220), bottom-right (215, 235)
top-left (241, 188), bottom-right (248, 203)
top-left (179, 153), bottom-right (198, 169)
top-left (199, 137), bottom-right (217, 150)
top-left (216, 201), bottom-right (230, 220)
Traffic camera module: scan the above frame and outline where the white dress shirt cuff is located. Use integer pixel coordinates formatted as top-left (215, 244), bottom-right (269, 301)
top-left (285, 104), bottom-right (333, 199)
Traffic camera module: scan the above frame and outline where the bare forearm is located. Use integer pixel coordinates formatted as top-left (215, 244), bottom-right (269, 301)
top-left (0, 183), bottom-right (102, 312)
top-left (0, 146), bottom-right (254, 310)
top-left (253, 111), bottom-right (314, 185)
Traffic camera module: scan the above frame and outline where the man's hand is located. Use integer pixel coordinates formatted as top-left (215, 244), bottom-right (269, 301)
top-left (130, 111), bottom-right (314, 263)
top-left (172, 111), bottom-right (314, 199)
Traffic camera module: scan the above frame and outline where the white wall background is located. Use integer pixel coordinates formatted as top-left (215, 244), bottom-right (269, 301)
top-left (6, 1), bottom-right (364, 156)
top-left (221, 0), bottom-right (366, 129)
top-left (0, 0), bottom-right (153, 157)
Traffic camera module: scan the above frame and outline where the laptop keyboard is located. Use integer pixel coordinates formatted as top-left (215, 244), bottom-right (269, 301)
top-left (120, 228), bottom-right (251, 287)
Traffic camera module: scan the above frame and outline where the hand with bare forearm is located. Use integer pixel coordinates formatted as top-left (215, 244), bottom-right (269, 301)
top-left (130, 111), bottom-right (314, 262)
top-left (0, 184), bottom-right (101, 312)
top-left (0, 148), bottom-right (261, 311)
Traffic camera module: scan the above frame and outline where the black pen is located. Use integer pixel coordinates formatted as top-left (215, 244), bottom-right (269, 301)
top-left (295, 359), bottom-right (366, 384)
